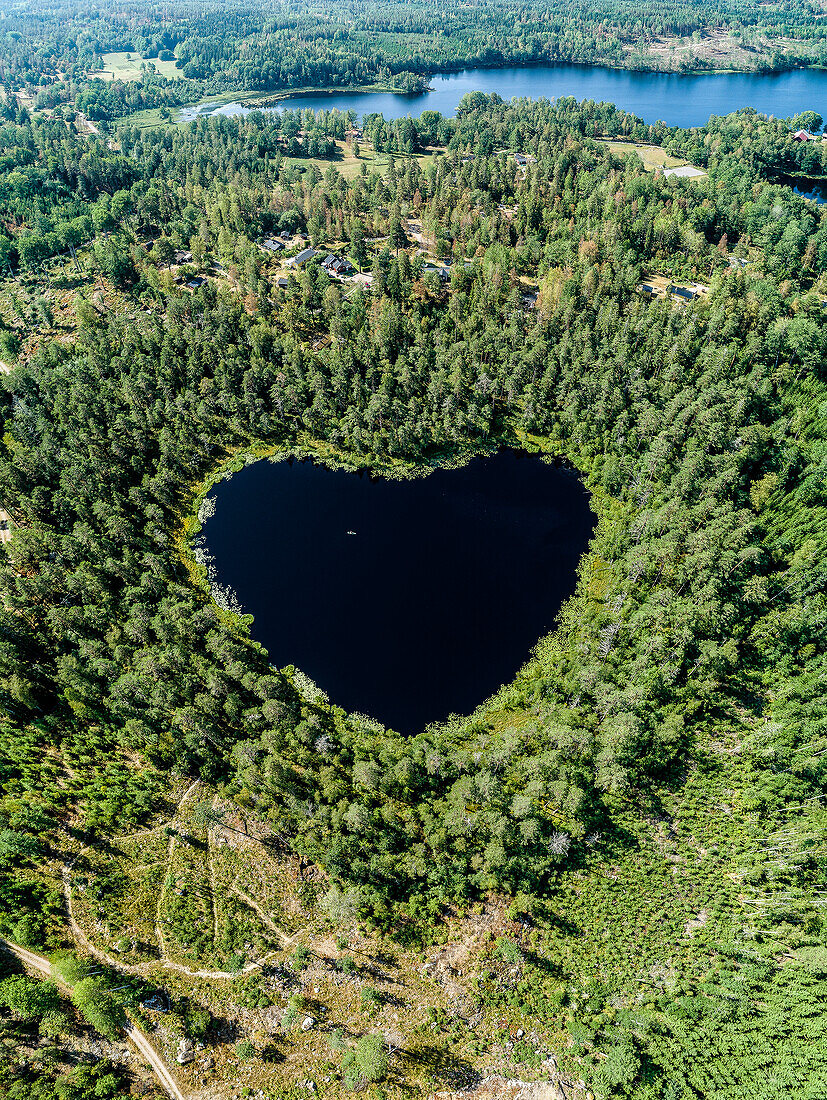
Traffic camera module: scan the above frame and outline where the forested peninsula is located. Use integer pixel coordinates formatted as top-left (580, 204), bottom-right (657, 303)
top-left (0, 91), bottom-right (824, 1100)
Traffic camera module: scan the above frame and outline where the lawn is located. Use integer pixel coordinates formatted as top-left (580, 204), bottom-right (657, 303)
top-left (603, 139), bottom-right (694, 170)
top-left (89, 51), bottom-right (183, 82)
top-left (287, 139), bottom-right (439, 179)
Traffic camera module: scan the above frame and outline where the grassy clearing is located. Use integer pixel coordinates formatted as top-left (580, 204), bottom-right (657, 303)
top-left (89, 51), bottom-right (183, 82)
top-left (286, 140), bottom-right (439, 179)
top-left (72, 831), bottom-right (168, 963)
top-left (603, 140), bottom-right (692, 170)
top-left (121, 107), bottom-right (172, 130)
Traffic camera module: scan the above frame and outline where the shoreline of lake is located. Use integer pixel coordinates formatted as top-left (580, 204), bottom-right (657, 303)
top-left (178, 61), bottom-right (827, 130)
top-left (201, 446), bottom-right (595, 733)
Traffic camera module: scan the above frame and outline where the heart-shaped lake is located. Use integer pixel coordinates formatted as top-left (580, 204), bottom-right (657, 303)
top-left (201, 450), bottom-right (595, 733)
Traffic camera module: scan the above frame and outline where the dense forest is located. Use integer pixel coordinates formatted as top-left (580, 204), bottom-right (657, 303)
top-left (0, 89), bottom-right (825, 1098)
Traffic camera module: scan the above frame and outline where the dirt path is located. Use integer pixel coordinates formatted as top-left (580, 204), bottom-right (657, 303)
top-left (229, 883), bottom-right (300, 947)
top-left (0, 937), bottom-right (187, 1100)
top-left (126, 1023), bottom-right (187, 1100)
top-left (4, 940), bottom-right (52, 977)
top-left (65, 861), bottom-right (278, 981)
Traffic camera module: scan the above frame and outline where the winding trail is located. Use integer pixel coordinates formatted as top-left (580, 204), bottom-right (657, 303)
top-left (0, 937), bottom-right (186, 1100)
top-left (229, 883), bottom-right (301, 947)
top-left (62, 774), bottom-right (281, 981)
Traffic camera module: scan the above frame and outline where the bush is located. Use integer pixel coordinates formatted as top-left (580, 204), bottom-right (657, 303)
top-left (360, 985), bottom-right (382, 1011)
top-left (12, 913), bottom-right (44, 948)
top-left (342, 1033), bottom-right (389, 1089)
top-left (40, 1008), bottom-right (71, 1037)
top-left (281, 993), bottom-right (304, 1032)
top-left (225, 951), bottom-right (245, 973)
top-left (495, 937), bottom-right (522, 964)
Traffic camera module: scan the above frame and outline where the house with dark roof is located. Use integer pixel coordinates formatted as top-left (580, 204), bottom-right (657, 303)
top-left (321, 254), bottom-right (354, 277)
top-left (667, 284), bottom-right (697, 301)
top-left (284, 248), bottom-right (317, 269)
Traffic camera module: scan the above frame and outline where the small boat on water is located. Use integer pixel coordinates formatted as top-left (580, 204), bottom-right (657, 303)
top-left (347, 530), bottom-right (356, 535)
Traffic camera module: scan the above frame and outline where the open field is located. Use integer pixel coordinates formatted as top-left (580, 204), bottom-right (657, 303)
top-left (89, 51), bottom-right (183, 82)
top-left (288, 139), bottom-right (440, 179)
top-left (603, 140), bottom-right (694, 170)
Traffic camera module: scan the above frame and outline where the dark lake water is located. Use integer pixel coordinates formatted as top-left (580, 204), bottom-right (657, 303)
top-left (775, 174), bottom-right (827, 203)
top-left (202, 451), bottom-right (595, 733)
top-left (183, 63), bottom-right (827, 128)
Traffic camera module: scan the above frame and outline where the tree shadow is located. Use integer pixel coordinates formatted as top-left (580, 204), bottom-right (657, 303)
top-left (401, 1044), bottom-right (480, 1091)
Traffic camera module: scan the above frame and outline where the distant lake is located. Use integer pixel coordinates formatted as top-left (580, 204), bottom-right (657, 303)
top-left (202, 451), bottom-right (595, 733)
top-left (182, 63), bottom-right (827, 128)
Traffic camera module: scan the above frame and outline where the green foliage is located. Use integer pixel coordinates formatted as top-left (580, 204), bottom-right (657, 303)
top-left (0, 92), bottom-right (825, 1100)
top-left (360, 984), bottom-right (382, 1014)
top-left (49, 953), bottom-right (93, 986)
top-left (0, 974), bottom-right (59, 1020)
top-left (292, 943), bottom-right (310, 969)
top-left (342, 1032), bottom-right (389, 1089)
top-left (53, 1062), bottom-right (128, 1100)
top-left (495, 937), bottom-right (522, 964)
top-left (0, 829), bottom-right (40, 863)
top-left (281, 993), bottom-right (304, 1031)
top-left (70, 978), bottom-right (126, 1041)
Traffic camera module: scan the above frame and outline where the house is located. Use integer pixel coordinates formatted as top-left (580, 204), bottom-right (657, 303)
top-left (284, 248), bottom-right (317, 269)
top-left (173, 250), bottom-right (193, 264)
top-left (259, 237), bottom-right (284, 253)
top-left (793, 129), bottom-right (818, 142)
top-left (422, 262), bottom-right (451, 282)
top-left (514, 153), bottom-right (535, 167)
top-left (667, 284), bottom-right (697, 301)
top-left (276, 277), bottom-right (289, 289)
top-left (321, 254), bottom-right (354, 277)
top-left (186, 276), bottom-right (206, 289)
top-left (638, 283), bottom-right (657, 296)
